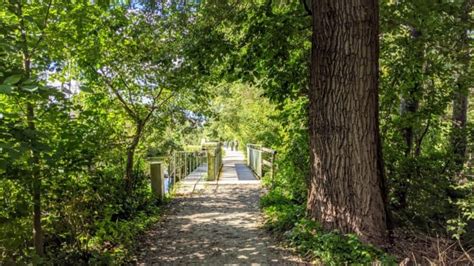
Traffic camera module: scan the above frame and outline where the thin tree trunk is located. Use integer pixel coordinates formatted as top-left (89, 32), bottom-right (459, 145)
top-left (452, 90), bottom-right (468, 167)
top-left (400, 27), bottom-right (423, 157)
top-left (18, 1), bottom-right (44, 255)
top-left (307, 0), bottom-right (389, 247)
top-left (24, 52), bottom-right (44, 258)
top-left (27, 102), bottom-right (44, 257)
top-left (400, 91), bottom-right (419, 157)
top-left (451, 0), bottom-right (472, 170)
top-left (24, 53), bottom-right (44, 259)
top-left (396, 27), bottom-right (423, 211)
top-left (400, 27), bottom-right (422, 157)
top-left (125, 122), bottom-right (144, 190)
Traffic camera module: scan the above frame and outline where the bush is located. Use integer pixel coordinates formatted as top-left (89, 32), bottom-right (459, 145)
top-left (261, 190), bottom-right (305, 232)
top-left (261, 189), bottom-right (396, 265)
top-left (1, 165), bottom-right (161, 264)
top-left (287, 219), bottom-right (396, 265)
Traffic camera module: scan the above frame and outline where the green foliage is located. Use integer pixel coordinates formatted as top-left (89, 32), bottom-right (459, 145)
top-left (203, 82), bottom-right (280, 145)
top-left (379, 0), bottom-right (474, 235)
top-left (1, 0), bottom-right (473, 263)
top-left (1, 163), bottom-right (161, 263)
top-left (287, 219), bottom-right (396, 265)
top-left (0, 1), bottom-right (204, 263)
top-left (261, 192), bottom-right (396, 265)
top-left (268, 97), bottom-right (309, 204)
top-left (195, 0), bottom-right (473, 261)
top-left (447, 179), bottom-right (474, 240)
top-left (260, 189), bottom-right (305, 232)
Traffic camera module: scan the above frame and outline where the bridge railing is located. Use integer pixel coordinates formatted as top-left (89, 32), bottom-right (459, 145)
top-left (148, 150), bottom-right (206, 201)
top-left (170, 151), bottom-right (207, 184)
top-left (246, 144), bottom-right (276, 182)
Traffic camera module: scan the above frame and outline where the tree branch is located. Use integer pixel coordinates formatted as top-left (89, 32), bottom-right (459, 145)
top-left (31, 0), bottom-right (53, 55)
top-left (415, 118), bottom-right (431, 156)
top-left (116, 73), bottom-right (141, 115)
top-left (143, 90), bottom-right (176, 125)
top-left (96, 68), bottom-right (138, 121)
top-left (17, 1), bottom-right (30, 69)
top-left (151, 87), bottom-right (165, 108)
top-left (300, 0), bottom-right (312, 16)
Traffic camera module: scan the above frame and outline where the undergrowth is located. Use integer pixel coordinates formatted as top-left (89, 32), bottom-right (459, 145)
top-left (1, 169), bottom-right (164, 264)
top-left (261, 189), bottom-right (396, 265)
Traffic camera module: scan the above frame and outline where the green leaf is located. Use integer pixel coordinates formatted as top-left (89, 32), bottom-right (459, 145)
top-left (23, 15), bottom-right (35, 23)
top-left (21, 85), bottom-right (38, 92)
top-left (80, 85), bottom-right (94, 93)
top-left (3, 74), bottom-right (22, 85)
top-left (0, 84), bottom-right (12, 94)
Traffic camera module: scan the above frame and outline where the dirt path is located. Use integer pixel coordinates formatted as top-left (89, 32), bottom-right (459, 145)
top-left (136, 149), bottom-right (305, 265)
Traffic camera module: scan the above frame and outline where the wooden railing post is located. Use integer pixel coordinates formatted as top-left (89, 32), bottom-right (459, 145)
top-left (177, 153), bottom-right (181, 181)
top-left (181, 153), bottom-right (184, 179)
top-left (207, 147), bottom-right (216, 181)
top-left (247, 145), bottom-right (251, 167)
top-left (195, 151), bottom-right (198, 169)
top-left (150, 160), bottom-right (165, 201)
top-left (269, 150), bottom-right (277, 186)
top-left (205, 142), bottom-right (222, 181)
top-left (184, 153), bottom-right (188, 176)
top-left (172, 152), bottom-right (176, 185)
top-left (189, 152), bottom-right (192, 173)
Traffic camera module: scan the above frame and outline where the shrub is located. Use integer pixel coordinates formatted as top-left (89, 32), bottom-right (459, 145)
top-left (261, 189), bottom-right (396, 265)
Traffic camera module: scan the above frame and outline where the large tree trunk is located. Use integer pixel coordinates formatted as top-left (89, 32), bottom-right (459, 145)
top-left (307, 0), bottom-right (389, 247)
top-left (451, 0), bottom-right (472, 170)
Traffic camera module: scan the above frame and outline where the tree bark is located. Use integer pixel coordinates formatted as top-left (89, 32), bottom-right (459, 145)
top-left (125, 121), bottom-right (144, 190)
top-left (451, 0), bottom-right (472, 170)
top-left (307, 0), bottom-right (389, 247)
top-left (17, 1), bottom-right (44, 256)
top-left (400, 27), bottom-right (423, 158)
top-left (452, 90), bottom-right (468, 166)
top-left (27, 102), bottom-right (44, 257)
top-left (396, 27), bottom-right (423, 210)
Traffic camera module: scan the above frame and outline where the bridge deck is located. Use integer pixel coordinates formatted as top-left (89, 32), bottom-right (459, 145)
top-left (137, 148), bottom-right (302, 264)
top-left (177, 148), bottom-right (259, 194)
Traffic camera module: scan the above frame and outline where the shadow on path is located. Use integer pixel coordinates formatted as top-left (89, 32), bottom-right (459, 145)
top-left (136, 149), bottom-right (305, 264)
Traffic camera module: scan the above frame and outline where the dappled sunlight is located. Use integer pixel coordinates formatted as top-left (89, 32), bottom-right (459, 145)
top-left (136, 150), bottom-right (304, 264)
top-left (2, 0), bottom-right (471, 264)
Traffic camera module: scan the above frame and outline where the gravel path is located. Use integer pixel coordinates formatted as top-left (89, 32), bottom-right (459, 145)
top-left (136, 149), bottom-right (305, 265)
